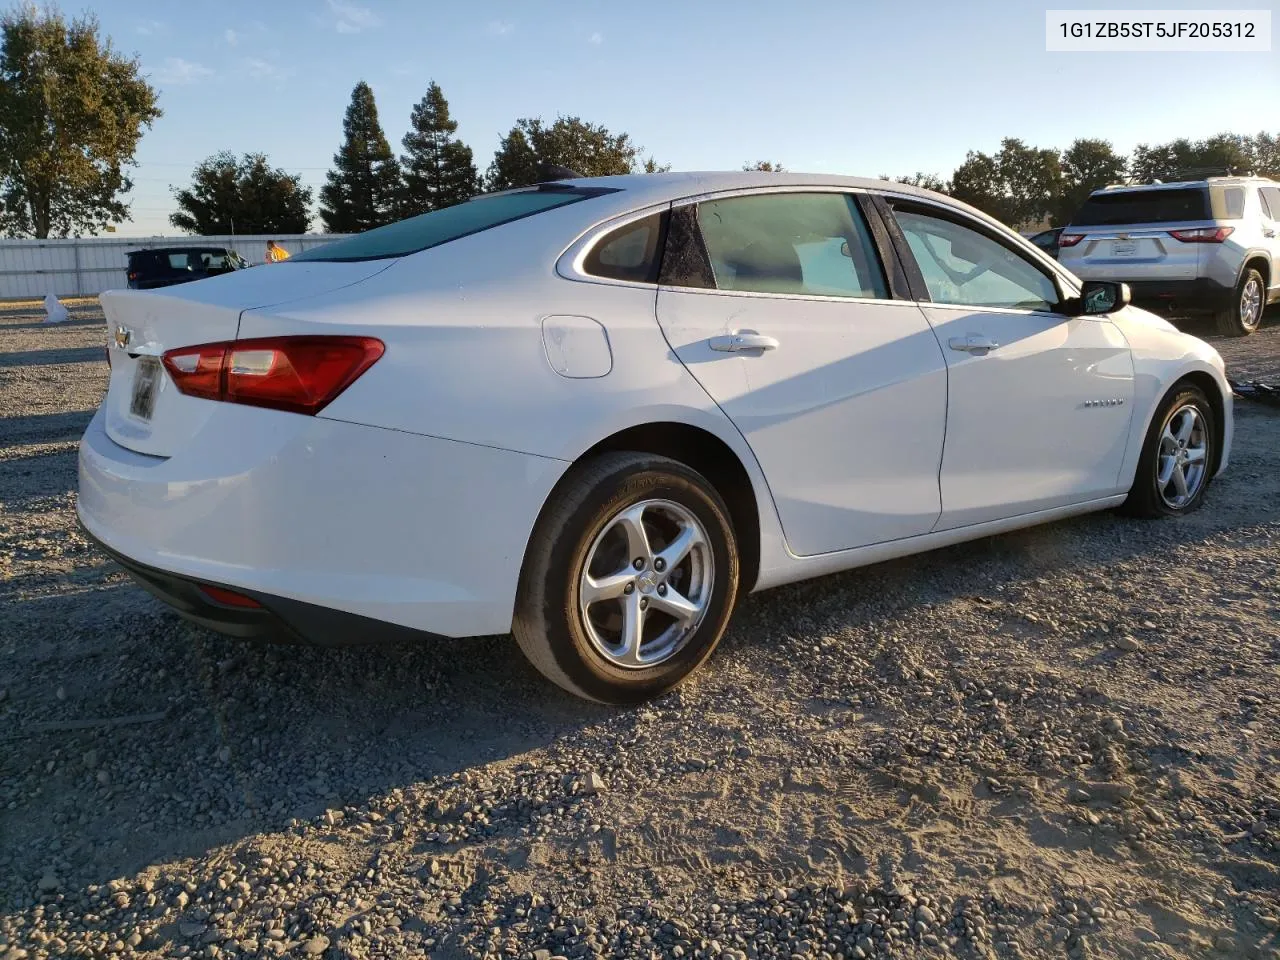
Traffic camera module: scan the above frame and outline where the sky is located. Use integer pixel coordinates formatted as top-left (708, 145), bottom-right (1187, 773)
top-left (98, 0), bottom-right (1279, 236)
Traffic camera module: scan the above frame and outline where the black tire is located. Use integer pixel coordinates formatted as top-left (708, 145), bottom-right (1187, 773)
top-left (513, 452), bottom-right (740, 704)
top-left (1213, 267), bottom-right (1265, 337)
top-left (1122, 384), bottom-right (1216, 518)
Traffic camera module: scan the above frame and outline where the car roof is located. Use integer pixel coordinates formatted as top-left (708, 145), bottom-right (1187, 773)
top-left (1090, 176), bottom-right (1277, 196)
top-left (546, 170), bottom-right (944, 204)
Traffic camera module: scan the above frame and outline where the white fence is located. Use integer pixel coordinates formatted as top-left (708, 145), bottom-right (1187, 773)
top-left (0, 233), bottom-right (351, 300)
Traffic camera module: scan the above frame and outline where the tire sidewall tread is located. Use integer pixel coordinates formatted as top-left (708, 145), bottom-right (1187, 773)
top-left (513, 452), bottom-right (740, 704)
top-left (1123, 384), bottom-right (1216, 518)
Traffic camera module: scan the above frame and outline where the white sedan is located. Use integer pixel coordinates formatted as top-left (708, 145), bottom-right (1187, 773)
top-left (79, 172), bottom-right (1233, 703)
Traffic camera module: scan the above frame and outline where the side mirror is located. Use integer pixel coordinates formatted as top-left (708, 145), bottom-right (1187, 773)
top-left (1075, 280), bottom-right (1130, 316)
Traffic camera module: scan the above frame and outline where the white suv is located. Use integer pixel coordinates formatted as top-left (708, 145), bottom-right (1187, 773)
top-left (1058, 177), bottom-right (1280, 336)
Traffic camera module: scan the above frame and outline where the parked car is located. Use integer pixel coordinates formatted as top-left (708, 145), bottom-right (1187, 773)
top-left (81, 172), bottom-right (1233, 703)
top-left (1026, 226), bottom-right (1064, 259)
top-left (1057, 177), bottom-right (1280, 336)
top-left (126, 246), bottom-right (248, 290)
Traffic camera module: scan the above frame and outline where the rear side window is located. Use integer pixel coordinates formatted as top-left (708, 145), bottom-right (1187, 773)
top-left (692, 192), bottom-right (888, 299)
top-left (1215, 186), bottom-right (1245, 220)
top-left (294, 185), bottom-right (616, 262)
top-left (1263, 187), bottom-right (1280, 218)
top-left (583, 212), bottom-right (668, 283)
top-left (1071, 188), bottom-right (1209, 226)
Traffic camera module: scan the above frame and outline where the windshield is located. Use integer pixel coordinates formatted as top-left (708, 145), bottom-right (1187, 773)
top-left (294, 185), bottom-right (617, 262)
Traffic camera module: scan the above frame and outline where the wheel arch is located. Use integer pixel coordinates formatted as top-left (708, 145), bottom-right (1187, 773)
top-left (1239, 252), bottom-right (1270, 289)
top-left (1171, 370), bottom-right (1227, 477)
top-left (525, 421), bottom-right (766, 594)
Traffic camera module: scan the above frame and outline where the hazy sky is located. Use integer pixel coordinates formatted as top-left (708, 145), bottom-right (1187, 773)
top-left (101, 0), bottom-right (1278, 236)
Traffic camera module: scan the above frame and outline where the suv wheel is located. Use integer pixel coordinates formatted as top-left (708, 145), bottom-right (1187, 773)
top-left (1214, 267), bottom-right (1265, 337)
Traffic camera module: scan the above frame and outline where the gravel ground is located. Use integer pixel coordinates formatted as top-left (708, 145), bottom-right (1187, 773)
top-left (1, 301), bottom-right (1278, 960)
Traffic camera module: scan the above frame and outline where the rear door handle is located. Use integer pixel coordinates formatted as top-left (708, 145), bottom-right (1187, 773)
top-left (709, 332), bottom-right (779, 353)
top-left (948, 335), bottom-right (999, 355)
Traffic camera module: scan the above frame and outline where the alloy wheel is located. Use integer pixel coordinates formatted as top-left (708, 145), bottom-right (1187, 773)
top-left (1156, 404), bottom-right (1209, 509)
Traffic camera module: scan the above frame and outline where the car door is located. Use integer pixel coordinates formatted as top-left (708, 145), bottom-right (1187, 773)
top-left (880, 196), bottom-right (1135, 531)
top-left (654, 190), bottom-right (948, 557)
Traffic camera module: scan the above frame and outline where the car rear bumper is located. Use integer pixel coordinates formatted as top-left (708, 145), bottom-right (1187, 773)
top-left (1122, 278), bottom-right (1234, 316)
top-left (77, 405), bottom-right (566, 641)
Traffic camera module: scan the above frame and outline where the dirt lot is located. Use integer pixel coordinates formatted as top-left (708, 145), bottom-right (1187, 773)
top-left (1, 301), bottom-right (1278, 960)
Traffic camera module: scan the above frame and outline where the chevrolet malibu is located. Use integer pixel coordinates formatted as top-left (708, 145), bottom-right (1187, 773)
top-left (79, 172), bottom-right (1233, 703)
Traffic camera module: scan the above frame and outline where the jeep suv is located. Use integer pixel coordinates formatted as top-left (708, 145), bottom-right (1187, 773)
top-left (1058, 177), bottom-right (1280, 336)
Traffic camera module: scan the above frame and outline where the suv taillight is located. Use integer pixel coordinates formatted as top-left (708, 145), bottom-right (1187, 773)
top-left (1169, 227), bottom-right (1234, 243)
top-left (162, 336), bottom-right (384, 415)
top-left (1058, 234), bottom-right (1085, 248)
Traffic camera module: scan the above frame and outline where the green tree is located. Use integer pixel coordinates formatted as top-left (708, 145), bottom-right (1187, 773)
top-left (1056, 138), bottom-right (1126, 223)
top-left (1254, 132), bottom-right (1280, 178)
top-left (949, 139), bottom-right (1061, 228)
top-left (881, 172), bottom-right (948, 192)
top-left (948, 149), bottom-right (1006, 221)
top-left (0, 7), bottom-right (160, 238)
top-left (170, 152), bottom-right (312, 234)
top-left (486, 116), bottom-right (650, 190)
top-left (744, 161), bottom-right (785, 172)
top-left (1129, 133), bottom-right (1255, 182)
top-left (400, 81), bottom-right (478, 215)
top-left (319, 81), bottom-right (404, 232)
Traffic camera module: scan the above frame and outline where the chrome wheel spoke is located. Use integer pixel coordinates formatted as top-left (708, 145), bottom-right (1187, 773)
top-left (654, 522), bottom-right (702, 573)
top-left (614, 504), bottom-right (654, 566)
top-left (1160, 423), bottom-right (1178, 449)
top-left (1185, 445), bottom-right (1207, 464)
top-left (581, 571), bottom-right (632, 606)
top-left (616, 591), bottom-right (646, 666)
top-left (1157, 455), bottom-right (1177, 487)
top-left (648, 585), bottom-right (701, 623)
top-left (1174, 409), bottom-right (1196, 446)
top-left (1171, 463), bottom-right (1189, 500)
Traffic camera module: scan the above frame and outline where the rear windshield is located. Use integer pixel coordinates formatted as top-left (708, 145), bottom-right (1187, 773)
top-left (1070, 188), bottom-right (1209, 226)
top-left (294, 184), bottom-right (617, 262)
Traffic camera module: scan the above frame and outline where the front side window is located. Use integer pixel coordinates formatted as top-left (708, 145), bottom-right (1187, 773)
top-left (693, 192), bottom-right (888, 299)
top-left (893, 207), bottom-right (1059, 312)
top-left (294, 185), bottom-right (616, 262)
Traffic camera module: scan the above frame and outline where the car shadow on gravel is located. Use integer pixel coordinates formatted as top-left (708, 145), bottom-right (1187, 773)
top-left (0, 346), bottom-right (105, 368)
top-left (0, 410), bottom-right (95, 448)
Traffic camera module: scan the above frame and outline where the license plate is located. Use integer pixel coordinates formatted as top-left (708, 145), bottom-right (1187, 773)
top-left (1111, 240), bottom-right (1138, 257)
top-left (130, 356), bottom-right (161, 421)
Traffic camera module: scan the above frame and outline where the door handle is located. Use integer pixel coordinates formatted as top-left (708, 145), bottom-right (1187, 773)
top-left (1264, 227), bottom-right (1276, 238)
top-left (708, 332), bottom-right (779, 353)
top-left (948, 335), bottom-right (999, 355)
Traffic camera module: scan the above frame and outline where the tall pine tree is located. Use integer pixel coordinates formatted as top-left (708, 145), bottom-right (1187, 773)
top-left (319, 81), bottom-right (403, 232)
top-left (400, 82), bottom-right (478, 215)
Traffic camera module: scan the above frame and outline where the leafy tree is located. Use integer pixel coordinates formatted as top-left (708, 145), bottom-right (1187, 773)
top-left (170, 152), bottom-right (312, 234)
top-left (1056, 138), bottom-right (1126, 224)
top-left (1130, 133), bottom-right (1255, 182)
top-left (881, 172), bottom-right (948, 192)
top-left (0, 7), bottom-right (160, 238)
top-left (948, 149), bottom-right (1005, 220)
top-left (400, 81), bottom-right (478, 215)
top-left (642, 156), bottom-right (672, 173)
top-left (949, 139), bottom-right (1061, 228)
top-left (744, 161), bottom-right (785, 172)
top-left (486, 125), bottom-right (539, 191)
top-left (319, 81), bottom-right (404, 232)
top-left (1254, 132), bottom-right (1280, 178)
top-left (486, 116), bottom-right (650, 190)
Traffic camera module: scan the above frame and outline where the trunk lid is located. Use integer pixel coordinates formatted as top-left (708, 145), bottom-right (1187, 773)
top-left (100, 260), bottom-right (391, 457)
top-left (1059, 186), bottom-right (1211, 281)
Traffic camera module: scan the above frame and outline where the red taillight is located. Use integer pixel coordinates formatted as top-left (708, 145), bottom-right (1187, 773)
top-left (162, 336), bottom-right (384, 415)
top-left (199, 584), bottom-right (261, 608)
top-left (1057, 233), bottom-right (1085, 248)
top-left (1169, 227), bottom-right (1234, 243)
top-left (128, 271), bottom-right (138, 280)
